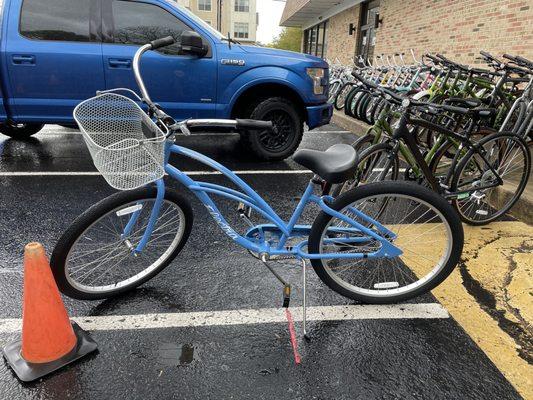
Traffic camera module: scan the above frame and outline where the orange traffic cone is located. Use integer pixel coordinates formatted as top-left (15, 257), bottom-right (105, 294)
top-left (2, 243), bottom-right (97, 382)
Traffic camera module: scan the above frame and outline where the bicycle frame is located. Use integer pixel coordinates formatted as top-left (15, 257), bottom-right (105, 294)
top-left (126, 141), bottom-right (402, 261)
top-left (392, 113), bottom-right (504, 197)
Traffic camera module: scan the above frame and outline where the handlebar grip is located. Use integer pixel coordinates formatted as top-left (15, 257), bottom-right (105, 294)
top-left (236, 119), bottom-right (273, 131)
top-left (515, 55), bottom-right (533, 65)
top-left (351, 71), bottom-right (378, 89)
top-left (150, 36), bottom-right (176, 50)
top-left (503, 53), bottom-right (516, 61)
top-left (441, 104), bottom-right (470, 115)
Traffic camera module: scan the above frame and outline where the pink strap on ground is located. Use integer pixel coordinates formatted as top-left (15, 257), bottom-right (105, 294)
top-left (285, 308), bottom-right (301, 364)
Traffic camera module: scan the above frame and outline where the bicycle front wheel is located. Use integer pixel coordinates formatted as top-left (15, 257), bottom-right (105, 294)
top-left (308, 181), bottom-right (463, 303)
top-left (51, 187), bottom-right (193, 300)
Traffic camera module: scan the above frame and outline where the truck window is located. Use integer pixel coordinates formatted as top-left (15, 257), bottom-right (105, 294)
top-left (19, 0), bottom-right (92, 42)
top-left (112, 0), bottom-right (189, 55)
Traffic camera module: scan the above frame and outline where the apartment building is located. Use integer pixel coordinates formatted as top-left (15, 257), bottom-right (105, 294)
top-left (176, 0), bottom-right (258, 43)
top-left (281, 0), bottom-right (533, 65)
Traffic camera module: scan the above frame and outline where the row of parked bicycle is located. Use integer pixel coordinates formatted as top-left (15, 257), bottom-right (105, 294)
top-left (327, 51), bottom-right (532, 226)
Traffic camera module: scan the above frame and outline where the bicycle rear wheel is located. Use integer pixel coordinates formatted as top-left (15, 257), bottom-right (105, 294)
top-left (51, 187), bottom-right (193, 299)
top-left (309, 181), bottom-right (463, 303)
top-left (451, 131), bottom-right (530, 225)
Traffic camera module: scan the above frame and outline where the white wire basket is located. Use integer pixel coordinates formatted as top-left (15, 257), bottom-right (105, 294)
top-left (74, 93), bottom-right (166, 191)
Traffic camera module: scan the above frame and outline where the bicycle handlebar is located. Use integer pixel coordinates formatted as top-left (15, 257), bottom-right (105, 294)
top-left (479, 50), bottom-right (500, 64)
top-left (351, 71), bottom-right (470, 115)
top-left (235, 119), bottom-right (273, 131)
top-left (235, 119), bottom-right (274, 131)
top-left (503, 53), bottom-right (533, 73)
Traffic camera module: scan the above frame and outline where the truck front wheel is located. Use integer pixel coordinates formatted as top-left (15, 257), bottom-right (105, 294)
top-left (0, 122), bottom-right (44, 139)
top-left (241, 97), bottom-right (303, 161)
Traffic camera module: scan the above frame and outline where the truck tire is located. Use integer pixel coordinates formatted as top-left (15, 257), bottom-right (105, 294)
top-left (240, 97), bottom-right (303, 161)
top-left (0, 122), bottom-right (44, 139)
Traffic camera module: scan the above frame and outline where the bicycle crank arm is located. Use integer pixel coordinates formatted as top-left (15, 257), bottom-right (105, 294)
top-left (260, 254), bottom-right (292, 308)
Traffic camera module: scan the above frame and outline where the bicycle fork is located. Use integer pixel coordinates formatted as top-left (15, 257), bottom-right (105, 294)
top-left (121, 179), bottom-right (166, 255)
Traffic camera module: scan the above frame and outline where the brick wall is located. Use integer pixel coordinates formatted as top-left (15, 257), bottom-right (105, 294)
top-left (374, 0), bottom-right (533, 65)
top-left (325, 5), bottom-right (362, 64)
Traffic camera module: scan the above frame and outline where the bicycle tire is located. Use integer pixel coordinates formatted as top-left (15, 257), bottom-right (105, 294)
top-left (450, 131), bottom-right (530, 225)
top-left (51, 187), bottom-right (194, 300)
top-left (334, 82), bottom-right (355, 111)
top-left (309, 181), bottom-right (464, 303)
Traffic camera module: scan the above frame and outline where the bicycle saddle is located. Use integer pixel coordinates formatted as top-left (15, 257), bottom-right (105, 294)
top-left (293, 144), bottom-right (358, 184)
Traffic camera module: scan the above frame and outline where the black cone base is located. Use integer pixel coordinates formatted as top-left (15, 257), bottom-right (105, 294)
top-left (2, 322), bottom-right (98, 382)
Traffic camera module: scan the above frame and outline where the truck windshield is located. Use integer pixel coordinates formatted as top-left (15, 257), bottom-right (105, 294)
top-left (167, 1), bottom-right (225, 41)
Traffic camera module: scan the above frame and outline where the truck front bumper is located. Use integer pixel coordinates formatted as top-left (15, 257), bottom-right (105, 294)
top-left (306, 103), bottom-right (333, 130)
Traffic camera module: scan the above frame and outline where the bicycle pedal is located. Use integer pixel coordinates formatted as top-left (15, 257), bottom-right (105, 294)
top-left (282, 285), bottom-right (291, 308)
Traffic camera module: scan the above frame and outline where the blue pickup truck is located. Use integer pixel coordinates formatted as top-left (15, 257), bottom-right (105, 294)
top-left (0, 0), bottom-right (332, 160)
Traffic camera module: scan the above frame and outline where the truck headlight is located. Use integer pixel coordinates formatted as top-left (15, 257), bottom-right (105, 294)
top-left (307, 68), bottom-right (326, 95)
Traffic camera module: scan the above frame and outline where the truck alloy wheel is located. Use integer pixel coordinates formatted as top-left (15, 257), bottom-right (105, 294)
top-left (242, 97), bottom-right (303, 161)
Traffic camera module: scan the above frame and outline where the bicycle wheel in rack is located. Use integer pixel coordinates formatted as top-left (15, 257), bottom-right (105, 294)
top-left (450, 131), bottom-right (530, 225)
top-left (334, 83), bottom-right (355, 111)
top-left (309, 181), bottom-right (463, 303)
top-left (51, 187), bottom-right (194, 299)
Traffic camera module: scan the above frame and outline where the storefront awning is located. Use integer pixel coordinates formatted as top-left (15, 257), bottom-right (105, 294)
top-left (281, 0), bottom-right (362, 29)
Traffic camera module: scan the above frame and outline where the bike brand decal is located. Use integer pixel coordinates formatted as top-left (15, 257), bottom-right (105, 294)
top-left (205, 205), bottom-right (239, 239)
top-left (374, 282), bottom-right (400, 289)
top-left (221, 59), bottom-right (245, 66)
top-left (116, 204), bottom-right (143, 216)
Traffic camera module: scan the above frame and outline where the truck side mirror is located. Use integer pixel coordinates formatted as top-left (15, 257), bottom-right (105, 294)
top-left (180, 31), bottom-right (208, 57)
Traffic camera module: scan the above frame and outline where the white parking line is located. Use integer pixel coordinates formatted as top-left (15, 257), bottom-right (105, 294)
top-left (0, 304), bottom-right (448, 333)
top-left (0, 170), bottom-right (313, 177)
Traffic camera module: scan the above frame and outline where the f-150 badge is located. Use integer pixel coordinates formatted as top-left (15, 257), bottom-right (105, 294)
top-left (221, 59), bottom-right (245, 66)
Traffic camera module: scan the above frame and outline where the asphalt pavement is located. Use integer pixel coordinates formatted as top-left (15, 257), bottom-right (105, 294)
top-left (0, 124), bottom-right (528, 399)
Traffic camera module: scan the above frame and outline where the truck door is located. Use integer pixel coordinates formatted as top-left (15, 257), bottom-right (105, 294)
top-left (101, 0), bottom-right (217, 120)
top-left (4, 0), bottom-right (105, 123)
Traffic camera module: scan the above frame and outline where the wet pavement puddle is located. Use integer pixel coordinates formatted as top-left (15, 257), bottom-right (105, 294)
top-left (156, 343), bottom-right (196, 367)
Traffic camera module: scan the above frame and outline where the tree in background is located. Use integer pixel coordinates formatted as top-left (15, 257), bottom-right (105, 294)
top-left (268, 28), bottom-right (302, 52)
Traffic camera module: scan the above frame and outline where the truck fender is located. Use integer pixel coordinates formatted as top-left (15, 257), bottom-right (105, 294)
top-left (220, 66), bottom-right (311, 115)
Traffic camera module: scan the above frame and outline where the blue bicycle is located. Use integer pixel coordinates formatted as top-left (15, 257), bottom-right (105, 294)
top-left (51, 37), bottom-right (464, 312)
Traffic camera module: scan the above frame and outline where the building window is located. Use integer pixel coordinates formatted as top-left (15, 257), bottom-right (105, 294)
top-left (205, 20), bottom-right (212, 26)
top-left (234, 22), bottom-right (249, 39)
top-left (198, 0), bottom-right (211, 11)
top-left (357, 0), bottom-right (380, 62)
top-left (235, 0), bottom-right (249, 12)
top-left (303, 21), bottom-right (328, 58)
